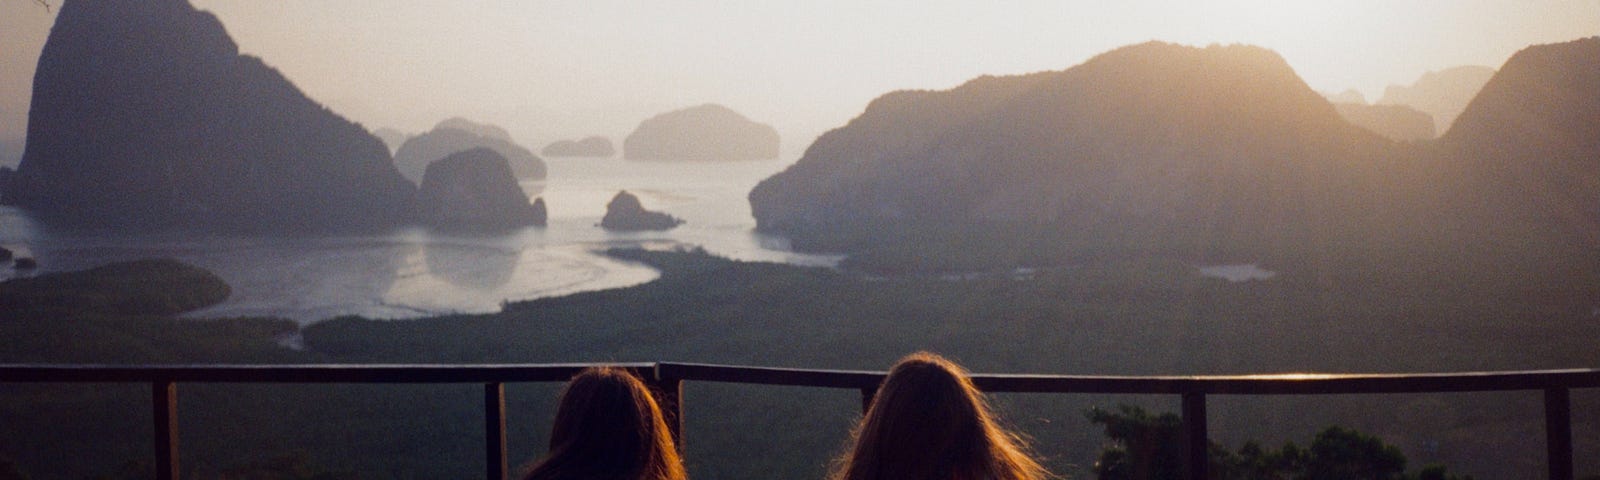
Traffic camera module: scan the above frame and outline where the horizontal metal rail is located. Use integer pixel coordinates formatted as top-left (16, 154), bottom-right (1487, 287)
top-left (3, 364), bottom-right (1595, 480)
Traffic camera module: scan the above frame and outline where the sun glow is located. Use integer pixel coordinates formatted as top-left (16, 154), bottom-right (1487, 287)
top-left (1239, 373), bottom-right (1343, 381)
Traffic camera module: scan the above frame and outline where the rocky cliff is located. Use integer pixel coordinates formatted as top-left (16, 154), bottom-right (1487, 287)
top-left (623, 104), bottom-right (779, 161)
top-left (416, 148), bottom-right (544, 229)
top-left (394, 118), bottom-right (546, 183)
top-left (2, 0), bottom-right (416, 231)
top-left (750, 42), bottom-right (1405, 262)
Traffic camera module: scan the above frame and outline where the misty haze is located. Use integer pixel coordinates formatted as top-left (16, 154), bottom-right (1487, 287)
top-left (0, 1), bottom-right (1597, 479)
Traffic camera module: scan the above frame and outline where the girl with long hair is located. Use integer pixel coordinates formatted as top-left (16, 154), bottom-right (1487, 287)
top-left (831, 352), bottom-right (1053, 480)
top-left (521, 367), bottom-right (687, 480)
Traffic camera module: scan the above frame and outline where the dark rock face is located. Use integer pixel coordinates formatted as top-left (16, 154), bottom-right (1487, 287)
top-left (416, 148), bottom-right (543, 229)
top-left (750, 42), bottom-right (1402, 257)
top-left (394, 119), bottom-right (546, 183)
top-left (0, 246), bottom-right (11, 263)
top-left (1378, 65), bottom-right (1496, 134)
top-left (1333, 103), bottom-right (1436, 141)
top-left (1438, 37), bottom-right (1600, 245)
top-left (623, 104), bottom-right (779, 161)
top-left (600, 190), bottom-right (683, 231)
top-left (3, 0), bottom-right (416, 231)
top-left (542, 136), bottom-right (615, 157)
top-left (0, 166), bottom-right (13, 199)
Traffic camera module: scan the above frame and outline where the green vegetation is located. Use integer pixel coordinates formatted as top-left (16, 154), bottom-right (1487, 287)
top-left (0, 258), bottom-right (230, 316)
top-left (1087, 405), bottom-right (1473, 480)
top-left (1, 249), bottom-right (1596, 479)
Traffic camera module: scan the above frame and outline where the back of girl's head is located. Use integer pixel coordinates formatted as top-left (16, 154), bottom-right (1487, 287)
top-left (833, 352), bottom-right (1050, 480)
top-left (522, 367), bottom-right (686, 480)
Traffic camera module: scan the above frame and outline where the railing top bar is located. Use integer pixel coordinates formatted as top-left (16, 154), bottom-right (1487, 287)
top-left (1, 364), bottom-right (1597, 394)
top-left (0, 363), bottom-right (654, 383)
top-left (965, 368), bottom-right (1600, 394)
top-left (657, 362), bottom-right (885, 389)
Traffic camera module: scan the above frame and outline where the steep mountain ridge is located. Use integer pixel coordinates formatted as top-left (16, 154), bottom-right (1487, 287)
top-left (1438, 37), bottom-right (1600, 245)
top-left (751, 42), bottom-right (1407, 263)
top-left (4, 0), bottom-right (416, 231)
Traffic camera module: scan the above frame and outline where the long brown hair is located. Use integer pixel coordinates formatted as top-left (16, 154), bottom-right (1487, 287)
top-left (521, 367), bottom-right (687, 480)
top-left (831, 352), bottom-right (1052, 480)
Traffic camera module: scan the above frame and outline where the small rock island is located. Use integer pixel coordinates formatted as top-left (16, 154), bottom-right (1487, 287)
top-left (417, 148), bottom-right (546, 229)
top-left (600, 191), bottom-right (683, 231)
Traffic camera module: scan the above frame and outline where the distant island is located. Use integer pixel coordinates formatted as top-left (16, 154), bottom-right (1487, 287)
top-left (393, 118), bottom-right (547, 183)
top-left (623, 104), bottom-right (779, 161)
top-left (542, 136), bottom-right (615, 157)
top-left (1377, 65), bottom-right (1496, 135)
top-left (1, 0), bottom-right (416, 231)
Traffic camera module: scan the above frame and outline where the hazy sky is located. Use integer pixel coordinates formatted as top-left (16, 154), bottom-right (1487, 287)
top-left (2, 0), bottom-right (1597, 165)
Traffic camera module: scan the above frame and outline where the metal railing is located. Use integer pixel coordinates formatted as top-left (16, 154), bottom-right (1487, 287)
top-left (3, 363), bottom-right (1597, 480)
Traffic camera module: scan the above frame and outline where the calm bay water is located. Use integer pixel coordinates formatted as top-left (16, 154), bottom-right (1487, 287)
top-left (0, 157), bottom-right (840, 324)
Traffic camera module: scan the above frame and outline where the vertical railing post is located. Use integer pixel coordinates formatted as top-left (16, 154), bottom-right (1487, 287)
top-left (860, 386), bottom-right (878, 414)
top-left (485, 382), bottom-right (508, 480)
top-left (1182, 392), bottom-right (1207, 480)
top-left (1545, 387), bottom-right (1573, 480)
top-left (652, 365), bottom-right (685, 451)
top-left (153, 381), bottom-right (179, 480)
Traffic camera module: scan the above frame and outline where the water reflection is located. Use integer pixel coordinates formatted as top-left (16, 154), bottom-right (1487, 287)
top-left (0, 156), bottom-right (844, 324)
top-left (424, 241), bottom-right (520, 291)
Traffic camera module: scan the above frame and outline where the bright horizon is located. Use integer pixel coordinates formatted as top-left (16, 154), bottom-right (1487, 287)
top-left (2, 0), bottom-right (1597, 165)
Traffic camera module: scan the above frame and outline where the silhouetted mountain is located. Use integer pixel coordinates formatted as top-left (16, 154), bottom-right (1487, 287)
top-left (417, 148), bottom-right (544, 229)
top-left (1438, 37), bottom-right (1600, 246)
top-left (1378, 65), bottom-right (1495, 135)
top-left (0, 167), bottom-right (12, 200)
top-left (600, 190), bottom-right (683, 231)
top-left (1322, 89), bottom-right (1367, 104)
top-left (624, 104), bottom-right (779, 161)
top-left (372, 128), bottom-right (410, 154)
top-left (1333, 103), bottom-right (1436, 141)
top-left (542, 136), bottom-right (615, 157)
top-left (751, 42), bottom-right (1407, 265)
top-left (393, 119), bottom-right (545, 183)
top-left (1, 0), bottom-right (416, 231)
